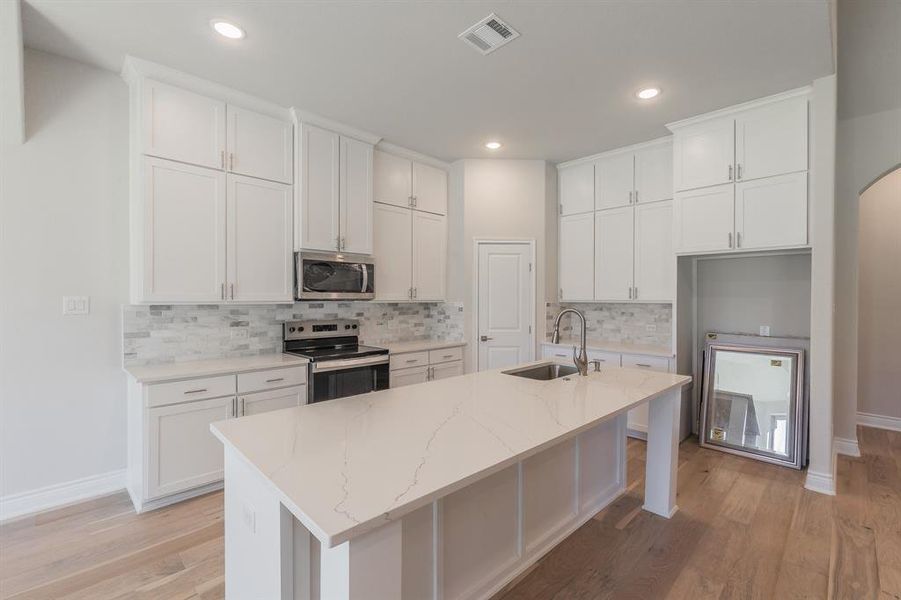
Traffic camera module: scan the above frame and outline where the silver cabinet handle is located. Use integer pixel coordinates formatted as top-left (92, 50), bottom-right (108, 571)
top-left (412, 287), bottom-right (417, 299)
top-left (230, 283), bottom-right (235, 299)
top-left (628, 191), bottom-right (633, 204)
top-left (736, 232), bottom-right (742, 248)
top-left (220, 150), bottom-right (226, 169)
top-left (628, 287), bottom-right (632, 300)
top-left (634, 287), bottom-right (638, 299)
top-left (265, 377), bottom-right (284, 383)
top-left (412, 195), bottom-right (417, 207)
top-left (636, 363), bottom-right (652, 368)
top-left (427, 366), bottom-right (434, 380)
top-left (240, 398), bottom-right (245, 415)
top-left (728, 232), bottom-right (733, 248)
top-left (221, 283), bottom-right (225, 300)
top-left (590, 359), bottom-right (602, 372)
top-left (184, 388), bottom-right (207, 394)
top-left (340, 237), bottom-right (346, 250)
top-left (480, 335), bottom-right (493, 342)
top-left (634, 190), bottom-right (639, 203)
top-left (229, 153), bottom-right (234, 171)
top-left (405, 359), bottom-right (418, 364)
top-left (737, 164), bottom-right (743, 180)
top-left (442, 354), bottom-right (454, 359)
top-left (728, 164), bottom-right (733, 181)
top-left (232, 397), bottom-right (237, 416)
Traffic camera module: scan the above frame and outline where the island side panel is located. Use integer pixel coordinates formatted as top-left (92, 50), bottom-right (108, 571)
top-left (643, 388), bottom-right (681, 518)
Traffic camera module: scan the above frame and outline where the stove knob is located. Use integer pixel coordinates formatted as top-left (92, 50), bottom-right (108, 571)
top-left (288, 327), bottom-right (296, 333)
top-left (345, 324), bottom-right (351, 330)
top-left (352, 324), bottom-right (358, 329)
top-left (299, 326), bottom-right (304, 332)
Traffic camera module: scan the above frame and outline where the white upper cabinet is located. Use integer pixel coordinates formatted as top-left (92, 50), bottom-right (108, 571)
top-left (735, 96), bottom-right (808, 182)
top-left (340, 137), bottom-right (374, 255)
top-left (594, 207), bottom-right (634, 301)
top-left (558, 213), bottom-right (595, 302)
top-left (596, 153), bottom-right (635, 210)
top-left (226, 175), bottom-right (293, 302)
top-left (373, 202), bottom-right (413, 301)
top-left (226, 105), bottom-right (293, 184)
top-left (634, 201), bottom-right (674, 302)
top-left (374, 150), bottom-right (413, 209)
top-left (558, 163), bottom-right (595, 215)
top-left (673, 184), bottom-right (735, 254)
top-left (412, 162), bottom-right (448, 215)
top-left (735, 172), bottom-right (808, 251)
top-left (634, 142), bottom-right (673, 204)
top-left (673, 117), bottom-right (735, 192)
top-left (298, 123), bottom-right (340, 252)
top-left (141, 157), bottom-right (226, 302)
top-left (412, 211), bottom-right (447, 301)
top-left (142, 80), bottom-right (226, 170)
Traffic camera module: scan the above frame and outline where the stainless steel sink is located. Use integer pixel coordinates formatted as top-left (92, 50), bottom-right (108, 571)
top-left (503, 362), bottom-right (579, 381)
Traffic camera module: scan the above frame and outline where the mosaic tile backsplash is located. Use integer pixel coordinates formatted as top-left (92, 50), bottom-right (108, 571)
top-left (545, 302), bottom-right (672, 347)
top-left (123, 302), bottom-right (464, 366)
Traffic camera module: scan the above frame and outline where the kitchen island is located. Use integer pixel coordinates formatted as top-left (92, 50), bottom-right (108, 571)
top-left (211, 361), bottom-right (691, 600)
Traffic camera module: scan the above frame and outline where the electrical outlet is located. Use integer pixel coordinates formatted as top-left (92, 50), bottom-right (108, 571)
top-left (759, 325), bottom-right (771, 337)
top-left (645, 324), bottom-right (657, 333)
top-left (230, 329), bottom-right (249, 340)
top-left (63, 296), bottom-right (90, 315)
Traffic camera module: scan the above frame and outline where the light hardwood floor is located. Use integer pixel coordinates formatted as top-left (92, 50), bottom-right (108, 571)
top-left (1, 427), bottom-right (898, 599)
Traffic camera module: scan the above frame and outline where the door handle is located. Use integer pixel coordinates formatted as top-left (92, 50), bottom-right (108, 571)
top-left (480, 335), bottom-right (493, 342)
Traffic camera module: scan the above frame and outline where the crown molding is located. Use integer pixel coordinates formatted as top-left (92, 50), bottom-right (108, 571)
top-left (291, 108), bottom-right (382, 145)
top-left (556, 135), bottom-right (673, 170)
top-left (666, 85), bottom-right (813, 131)
top-left (376, 141), bottom-right (451, 171)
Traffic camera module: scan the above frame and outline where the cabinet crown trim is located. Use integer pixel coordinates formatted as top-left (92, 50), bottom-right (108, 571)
top-left (556, 135), bottom-right (673, 170)
top-left (665, 85), bottom-right (812, 131)
top-left (291, 108), bottom-right (382, 145)
top-left (376, 141), bottom-right (451, 171)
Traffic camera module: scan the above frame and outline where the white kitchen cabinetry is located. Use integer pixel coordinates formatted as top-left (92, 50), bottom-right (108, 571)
top-left (594, 207), bottom-right (634, 301)
top-left (735, 172), bottom-right (808, 250)
top-left (390, 345), bottom-right (465, 388)
top-left (596, 153), bottom-right (635, 210)
top-left (227, 105), bottom-right (293, 184)
top-left (431, 361), bottom-right (465, 380)
top-left (735, 97), bottom-right (808, 182)
top-left (634, 142), bottom-right (674, 205)
top-left (672, 117), bottom-right (735, 192)
top-left (558, 213), bottom-right (595, 302)
top-left (227, 175), bottom-right (293, 302)
top-left (128, 362), bottom-right (308, 512)
top-left (373, 203), bottom-right (414, 301)
top-left (374, 150), bottom-right (447, 215)
top-left (558, 163), bottom-right (595, 215)
top-left (390, 366), bottom-right (430, 388)
top-left (142, 79), bottom-right (226, 170)
top-left (634, 201), bottom-right (675, 302)
top-left (620, 354), bottom-right (671, 437)
top-left (412, 211), bottom-right (447, 301)
top-left (412, 161), bottom-right (448, 215)
top-left (141, 157), bottom-right (227, 303)
top-left (673, 184), bottom-right (735, 254)
top-left (340, 137), bottom-right (374, 254)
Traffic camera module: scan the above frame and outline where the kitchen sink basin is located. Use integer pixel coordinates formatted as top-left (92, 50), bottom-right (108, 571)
top-left (503, 362), bottom-right (579, 381)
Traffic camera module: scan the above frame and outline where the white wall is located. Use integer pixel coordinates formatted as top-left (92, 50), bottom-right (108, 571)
top-left (448, 159), bottom-right (554, 371)
top-left (0, 50), bottom-right (129, 501)
top-left (857, 167), bottom-right (901, 419)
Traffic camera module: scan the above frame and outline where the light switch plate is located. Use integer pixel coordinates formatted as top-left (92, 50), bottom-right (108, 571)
top-left (63, 296), bottom-right (90, 315)
top-left (759, 325), bottom-right (771, 337)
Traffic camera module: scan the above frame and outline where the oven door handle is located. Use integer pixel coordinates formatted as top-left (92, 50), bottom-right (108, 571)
top-left (312, 355), bottom-right (389, 373)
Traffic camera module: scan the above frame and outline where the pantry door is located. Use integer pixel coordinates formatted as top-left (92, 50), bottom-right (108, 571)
top-left (477, 241), bottom-right (535, 371)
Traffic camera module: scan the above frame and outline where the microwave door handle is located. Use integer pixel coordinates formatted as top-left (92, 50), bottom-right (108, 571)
top-left (361, 264), bottom-right (368, 293)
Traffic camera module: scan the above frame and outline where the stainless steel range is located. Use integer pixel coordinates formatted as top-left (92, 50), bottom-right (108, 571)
top-left (283, 319), bottom-right (389, 403)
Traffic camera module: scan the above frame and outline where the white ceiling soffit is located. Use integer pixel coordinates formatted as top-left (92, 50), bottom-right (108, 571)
top-left (21, 1), bottom-right (834, 163)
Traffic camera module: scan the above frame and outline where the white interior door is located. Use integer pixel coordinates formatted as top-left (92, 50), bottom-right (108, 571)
top-left (299, 123), bottom-right (340, 252)
top-left (558, 213), bottom-right (595, 301)
top-left (411, 211), bottom-right (446, 301)
top-left (596, 153), bottom-right (635, 210)
top-left (412, 162), bottom-right (448, 215)
top-left (634, 200), bottom-right (674, 302)
top-left (226, 105), bottom-right (293, 184)
top-left (227, 175), bottom-right (293, 302)
top-left (477, 243), bottom-right (534, 371)
top-left (594, 207), bottom-right (634, 301)
top-left (340, 136), bottom-right (374, 254)
top-left (373, 203), bottom-right (413, 301)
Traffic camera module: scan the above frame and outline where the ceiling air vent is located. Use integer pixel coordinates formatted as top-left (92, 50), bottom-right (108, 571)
top-left (458, 13), bottom-right (520, 55)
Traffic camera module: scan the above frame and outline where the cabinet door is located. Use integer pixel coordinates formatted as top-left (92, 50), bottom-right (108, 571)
top-left (558, 163), bottom-right (595, 215)
top-left (412, 211), bottom-right (447, 301)
top-left (412, 162), bottom-right (448, 215)
top-left (141, 157), bottom-right (226, 302)
top-left (621, 354), bottom-right (670, 437)
top-left (558, 213), bottom-right (595, 301)
top-left (673, 183), bottom-right (735, 254)
top-left (391, 366), bottom-right (429, 388)
top-left (227, 175), bottom-right (293, 302)
top-left (634, 142), bottom-right (673, 204)
top-left (226, 105), bottom-right (293, 184)
top-left (340, 137), bottom-right (374, 254)
top-left (374, 150), bottom-right (413, 208)
top-left (431, 361), bottom-right (464, 381)
top-left (596, 153), bottom-right (635, 210)
top-left (542, 343), bottom-right (575, 360)
top-left (735, 172), bottom-right (808, 251)
top-left (673, 118), bottom-right (735, 191)
top-left (594, 207), bottom-right (634, 301)
top-left (373, 203), bottom-right (413, 301)
top-left (142, 80), bottom-right (225, 170)
top-left (298, 123), bottom-right (340, 252)
top-left (240, 385), bottom-right (305, 417)
top-left (634, 200), bottom-right (674, 302)
top-left (735, 96), bottom-right (807, 182)
top-left (146, 396), bottom-right (234, 499)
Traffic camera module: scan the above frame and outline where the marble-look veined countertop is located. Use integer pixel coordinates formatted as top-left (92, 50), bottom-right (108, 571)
top-left (374, 339), bottom-right (466, 354)
top-left (544, 337), bottom-right (674, 358)
top-left (124, 353), bottom-right (309, 383)
top-left (210, 360), bottom-right (690, 548)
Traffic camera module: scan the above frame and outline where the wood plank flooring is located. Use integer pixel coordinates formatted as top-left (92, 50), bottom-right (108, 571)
top-left (1, 427), bottom-right (899, 599)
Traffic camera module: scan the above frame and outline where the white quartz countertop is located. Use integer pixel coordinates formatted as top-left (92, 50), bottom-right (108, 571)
top-left (544, 337), bottom-right (674, 358)
top-left (124, 353), bottom-right (309, 383)
top-left (376, 339), bottom-right (467, 354)
top-left (211, 361), bottom-right (690, 548)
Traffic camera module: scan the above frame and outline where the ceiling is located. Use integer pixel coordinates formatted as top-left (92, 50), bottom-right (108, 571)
top-left (22, 0), bottom-right (834, 163)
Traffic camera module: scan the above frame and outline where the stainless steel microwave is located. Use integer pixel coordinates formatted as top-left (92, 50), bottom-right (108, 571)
top-left (295, 252), bottom-right (375, 300)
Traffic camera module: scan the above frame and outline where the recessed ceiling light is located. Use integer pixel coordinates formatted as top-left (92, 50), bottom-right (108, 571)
top-left (485, 141), bottom-right (502, 150)
top-left (636, 87), bottom-right (661, 100)
top-left (211, 20), bottom-right (245, 40)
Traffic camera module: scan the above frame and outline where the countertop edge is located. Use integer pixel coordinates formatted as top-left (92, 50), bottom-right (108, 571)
top-left (125, 354), bottom-right (309, 384)
top-left (542, 339), bottom-right (675, 358)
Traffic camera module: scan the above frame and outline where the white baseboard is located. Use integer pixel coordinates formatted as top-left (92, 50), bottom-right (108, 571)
top-left (858, 411), bottom-right (901, 433)
top-left (0, 469), bottom-right (126, 522)
top-left (804, 470), bottom-right (836, 496)
top-left (834, 436), bottom-right (861, 458)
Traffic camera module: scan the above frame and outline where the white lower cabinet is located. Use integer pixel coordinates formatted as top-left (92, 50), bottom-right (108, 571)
top-left (390, 365), bottom-right (430, 388)
top-left (147, 396), bottom-right (234, 500)
top-left (431, 361), bottom-right (465, 381)
top-left (239, 385), bottom-right (305, 417)
top-left (390, 345), bottom-right (465, 388)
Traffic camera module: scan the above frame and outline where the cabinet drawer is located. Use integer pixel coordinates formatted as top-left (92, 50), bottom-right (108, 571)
top-left (391, 366), bottom-right (429, 388)
top-left (621, 354), bottom-right (670, 372)
top-left (146, 375), bottom-right (236, 408)
top-left (239, 385), bottom-right (306, 416)
top-left (429, 346), bottom-right (463, 365)
top-left (541, 343), bottom-right (575, 360)
top-left (237, 366), bottom-right (307, 393)
top-left (390, 351), bottom-right (429, 370)
top-left (587, 350), bottom-right (621, 366)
